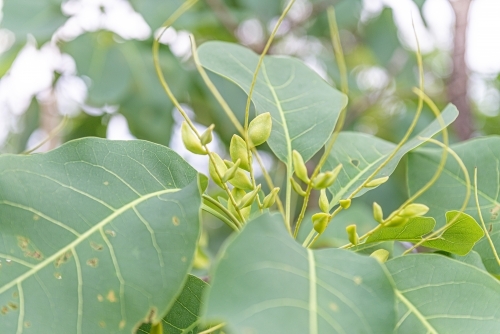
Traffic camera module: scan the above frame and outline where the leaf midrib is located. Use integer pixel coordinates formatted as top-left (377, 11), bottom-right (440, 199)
top-left (0, 188), bottom-right (179, 295)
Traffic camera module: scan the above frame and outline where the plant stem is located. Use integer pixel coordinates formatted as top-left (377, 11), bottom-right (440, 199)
top-left (202, 194), bottom-right (241, 229)
top-left (23, 115), bottom-right (68, 154)
top-left (199, 323), bottom-right (225, 334)
top-left (202, 204), bottom-right (239, 232)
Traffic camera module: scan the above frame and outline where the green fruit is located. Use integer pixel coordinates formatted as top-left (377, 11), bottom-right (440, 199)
top-left (248, 112), bottom-right (272, 147)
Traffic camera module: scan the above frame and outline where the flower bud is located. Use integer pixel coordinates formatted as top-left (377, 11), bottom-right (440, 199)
top-left (239, 184), bottom-right (261, 208)
top-left (312, 164), bottom-right (342, 189)
top-left (370, 249), bottom-right (389, 263)
top-left (373, 202), bottom-right (384, 224)
top-left (339, 199), bottom-right (351, 209)
top-left (399, 203), bottom-right (429, 218)
top-left (263, 187), bottom-right (280, 209)
top-left (248, 112), bottom-right (272, 147)
top-left (365, 176), bottom-right (389, 188)
top-left (230, 135), bottom-right (251, 171)
top-left (290, 177), bottom-right (306, 196)
top-left (384, 215), bottom-right (409, 227)
top-left (292, 150), bottom-right (309, 183)
top-left (228, 189), bottom-right (250, 221)
top-left (319, 189), bottom-right (329, 213)
top-left (200, 124), bottom-right (215, 145)
top-left (346, 224), bottom-right (359, 245)
top-left (312, 212), bottom-right (330, 234)
top-left (228, 168), bottom-right (254, 191)
top-left (208, 153), bottom-right (227, 188)
top-left (181, 121), bottom-right (206, 155)
top-left (222, 159), bottom-right (240, 183)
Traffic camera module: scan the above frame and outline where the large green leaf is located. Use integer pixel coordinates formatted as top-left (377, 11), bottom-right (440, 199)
top-left (407, 136), bottom-right (500, 275)
top-left (203, 213), bottom-right (396, 333)
top-left (386, 254), bottom-right (500, 333)
top-left (0, 138), bottom-right (201, 333)
top-left (1, 0), bottom-right (66, 42)
top-left (138, 275), bottom-right (207, 334)
top-left (324, 104), bottom-right (458, 207)
top-left (198, 41), bottom-right (347, 165)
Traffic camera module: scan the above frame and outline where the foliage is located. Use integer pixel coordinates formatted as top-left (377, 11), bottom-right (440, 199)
top-left (1, 0), bottom-right (500, 333)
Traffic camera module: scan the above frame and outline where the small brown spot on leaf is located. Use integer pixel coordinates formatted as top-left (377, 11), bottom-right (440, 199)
top-left (181, 256), bottom-right (187, 262)
top-left (105, 230), bottom-right (116, 237)
top-left (33, 215), bottom-right (39, 221)
top-left (25, 250), bottom-right (43, 260)
top-left (86, 258), bottom-right (99, 268)
top-left (12, 292), bottom-right (18, 298)
top-left (103, 181), bottom-right (109, 186)
top-left (97, 294), bottom-right (103, 302)
top-left (353, 276), bottom-right (362, 285)
top-left (99, 321), bottom-right (106, 328)
top-left (106, 290), bottom-right (117, 303)
top-left (24, 321), bottom-right (31, 328)
top-left (172, 216), bottom-right (180, 226)
top-left (90, 241), bottom-right (103, 251)
top-left (8, 302), bottom-right (18, 310)
top-left (329, 302), bottom-right (339, 312)
top-left (1, 306), bottom-right (8, 315)
top-left (54, 272), bottom-right (62, 279)
top-left (17, 236), bottom-right (29, 250)
top-left (119, 320), bottom-right (126, 329)
top-left (54, 251), bottom-right (72, 267)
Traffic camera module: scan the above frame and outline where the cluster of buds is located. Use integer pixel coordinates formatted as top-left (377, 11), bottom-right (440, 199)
top-left (373, 202), bottom-right (430, 227)
top-left (181, 113), bottom-right (278, 223)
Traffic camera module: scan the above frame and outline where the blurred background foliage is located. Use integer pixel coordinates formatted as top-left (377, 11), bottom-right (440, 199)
top-left (1, 0), bottom-right (499, 260)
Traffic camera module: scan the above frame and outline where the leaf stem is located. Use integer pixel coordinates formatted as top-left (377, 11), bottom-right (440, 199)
top-left (202, 194), bottom-right (241, 229)
top-left (202, 203), bottom-right (239, 232)
top-left (473, 168), bottom-right (500, 266)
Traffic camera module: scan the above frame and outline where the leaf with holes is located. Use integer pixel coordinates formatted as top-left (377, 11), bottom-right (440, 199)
top-left (0, 138), bottom-right (201, 333)
top-left (198, 41), bottom-right (347, 166)
top-left (407, 137), bottom-right (500, 275)
top-left (324, 104), bottom-right (458, 207)
top-left (202, 213), bottom-right (396, 333)
top-left (386, 254), bottom-right (500, 333)
top-left (137, 275), bottom-right (207, 334)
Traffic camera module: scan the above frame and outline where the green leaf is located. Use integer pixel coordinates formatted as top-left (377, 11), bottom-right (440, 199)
top-left (138, 275), bottom-right (208, 334)
top-left (366, 216), bottom-right (435, 244)
top-left (0, 138), bottom-right (201, 333)
top-left (1, 0), bottom-right (66, 42)
top-left (407, 136), bottom-right (500, 274)
top-left (203, 213), bottom-right (396, 333)
top-left (325, 104), bottom-right (458, 207)
top-left (386, 254), bottom-right (500, 333)
top-left (422, 211), bottom-right (484, 256)
top-left (198, 41), bottom-right (347, 165)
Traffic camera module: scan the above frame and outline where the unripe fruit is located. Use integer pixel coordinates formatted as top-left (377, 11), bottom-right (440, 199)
top-left (365, 176), bottom-right (389, 188)
top-left (339, 199), bottom-right (351, 209)
top-left (312, 213), bottom-right (330, 234)
top-left (290, 177), bottom-right (306, 196)
top-left (239, 184), bottom-right (261, 208)
top-left (399, 203), bottom-right (429, 218)
top-left (346, 224), bottom-right (359, 245)
top-left (230, 135), bottom-right (251, 171)
top-left (200, 124), bottom-right (215, 145)
top-left (228, 168), bottom-right (254, 191)
top-left (248, 112), bottom-right (272, 147)
top-left (319, 189), bottom-right (329, 213)
top-left (208, 153), bottom-right (227, 188)
top-left (384, 215), bottom-right (409, 227)
top-left (292, 150), bottom-right (309, 183)
top-left (373, 202), bottom-right (384, 224)
top-left (312, 164), bottom-right (342, 189)
top-left (370, 249), bottom-right (389, 263)
top-left (181, 121), bottom-right (206, 155)
top-left (222, 159), bottom-right (240, 183)
top-left (263, 187), bottom-right (280, 209)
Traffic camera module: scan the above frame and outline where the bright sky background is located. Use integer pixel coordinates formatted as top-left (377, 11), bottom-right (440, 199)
top-left (0, 0), bottom-right (499, 155)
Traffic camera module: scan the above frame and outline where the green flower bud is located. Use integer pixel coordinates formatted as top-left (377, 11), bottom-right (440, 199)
top-left (228, 168), bottom-right (254, 191)
top-left (365, 176), bottom-right (389, 188)
top-left (384, 215), bottom-right (409, 227)
top-left (181, 121), bottom-right (206, 155)
top-left (312, 212), bottom-right (330, 234)
top-left (222, 159), bottom-right (240, 183)
top-left (200, 124), bottom-right (215, 145)
top-left (373, 202), bottom-right (384, 224)
top-left (239, 184), bottom-right (261, 208)
top-left (319, 189), bottom-right (329, 213)
top-left (370, 249), bottom-right (389, 263)
top-left (208, 153), bottom-right (227, 188)
top-left (228, 191), bottom-right (251, 221)
top-left (248, 112), bottom-right (272, 147)
top-left (292, 150), bottom-right (309, 183)
top-left (339, 199), bottom-right (351, 209)
top-left (399, 203), bottom-right (429, 218)
top-left (312, 164), bottom-right (342, 189)
top-left (263, 187), bottom-right (280, 209)
top-left (346, 224), bottom-right (359, 245)
top-left (290, 177), bottom-right (306, 196)
top-left (230, 135), bottom-right (251, 171)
